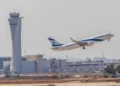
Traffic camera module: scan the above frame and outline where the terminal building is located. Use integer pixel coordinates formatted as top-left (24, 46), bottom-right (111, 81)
top-left (67, 60), bottom-right (104, 73)
top-left (2, 55), bottom-right (120, 74)
top-left (3, 55), bottom-right (67, 74)
top-left (25, 55), bottom-right (67, 73)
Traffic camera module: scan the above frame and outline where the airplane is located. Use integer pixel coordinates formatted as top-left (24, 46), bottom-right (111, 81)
top-left (48, 33), bottom-right (114, 51)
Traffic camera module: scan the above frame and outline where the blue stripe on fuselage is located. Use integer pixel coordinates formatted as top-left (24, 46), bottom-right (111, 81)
top-left (52, 44), bottom-right (64, 47)
top-left (82, 38), bottom-right (104, 42)
top-left (48, 38), bottom-right (54, 40)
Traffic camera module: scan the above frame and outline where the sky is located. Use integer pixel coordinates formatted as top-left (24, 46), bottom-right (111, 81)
top-left (0, 0), bottom-right (119, 60)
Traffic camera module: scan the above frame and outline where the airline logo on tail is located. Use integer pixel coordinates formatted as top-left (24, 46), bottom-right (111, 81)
top-left (48, 37), bottom-right (63, 47)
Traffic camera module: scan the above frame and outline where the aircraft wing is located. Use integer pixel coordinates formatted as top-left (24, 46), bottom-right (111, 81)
top-left (70, 37), bottom-right (95, 49)
top-left (70, 37), bottom-right (87, 45)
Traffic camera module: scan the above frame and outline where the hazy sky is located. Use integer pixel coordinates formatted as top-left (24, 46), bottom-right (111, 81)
top-left (0, 0), bottom-right (120, 60)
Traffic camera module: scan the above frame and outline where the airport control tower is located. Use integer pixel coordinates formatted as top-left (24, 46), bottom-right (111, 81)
top-left (8, 12), bottom-right (23, 74)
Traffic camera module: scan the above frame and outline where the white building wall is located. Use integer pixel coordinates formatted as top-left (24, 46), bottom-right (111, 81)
top-left (22, 61), bottom-right (35, 74)
top-left (36, 59), bottom-right (43, 73)
top-left (3, 61), bottom-right (10, 74)
top-left (42, 59), bottom-right (49, 72)
top-left (60, 59), bottom-right (67, 72)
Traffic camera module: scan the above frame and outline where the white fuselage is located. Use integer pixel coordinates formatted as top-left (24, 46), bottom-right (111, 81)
top-left (52, 33), bottom-right (114, 51)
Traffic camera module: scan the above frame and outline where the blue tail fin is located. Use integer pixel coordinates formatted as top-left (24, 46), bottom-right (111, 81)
top-left (48, 37), bottom-right (63, 47)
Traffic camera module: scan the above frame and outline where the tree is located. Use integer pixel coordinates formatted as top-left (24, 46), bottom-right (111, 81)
top-left (116, 64), bottom-right (120, 73)
top-left (104, 64), bottom-right (116, 75)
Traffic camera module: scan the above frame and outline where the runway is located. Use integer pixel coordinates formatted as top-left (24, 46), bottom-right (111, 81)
top-left (0, 82), bottom-right (120, 86)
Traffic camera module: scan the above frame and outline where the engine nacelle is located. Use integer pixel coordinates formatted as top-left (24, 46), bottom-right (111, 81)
top-left (86, 41), bottom-right (94, 46)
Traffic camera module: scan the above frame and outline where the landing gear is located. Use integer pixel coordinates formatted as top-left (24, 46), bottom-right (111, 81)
top-left (83, 46), bottom-right (85, 49)
top-left (78, 44), bottom-right (86, 50)
top-left (108, 39), bottom-right (110, 42)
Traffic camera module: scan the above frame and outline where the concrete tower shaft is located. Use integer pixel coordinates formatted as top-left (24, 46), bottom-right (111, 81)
top-left (8, 12), bottom-right (23, 74)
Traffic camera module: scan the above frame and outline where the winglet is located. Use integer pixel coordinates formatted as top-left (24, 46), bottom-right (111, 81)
top-left (70, 37), bottom-right (78, 42)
